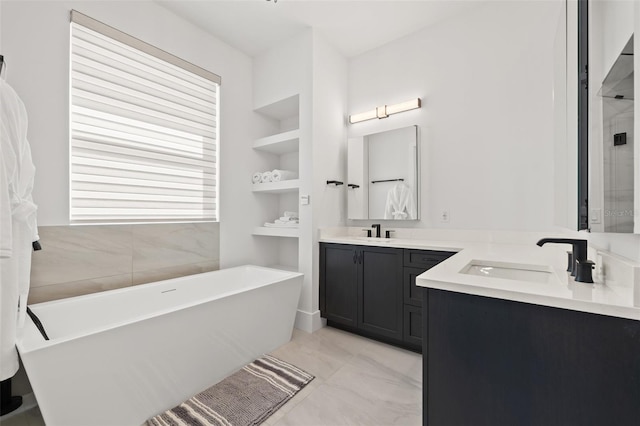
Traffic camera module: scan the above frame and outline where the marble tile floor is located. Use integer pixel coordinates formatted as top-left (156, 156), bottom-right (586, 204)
top-left (0, 326), bottom-right (422, 426)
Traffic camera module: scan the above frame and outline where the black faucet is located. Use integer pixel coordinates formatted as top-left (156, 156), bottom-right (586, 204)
top-left (371, 224), bottom-right (381, 238)
top-left (536, 238), bottom-right (594, 283)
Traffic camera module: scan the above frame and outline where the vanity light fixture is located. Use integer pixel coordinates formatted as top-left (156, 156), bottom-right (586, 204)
top-left (349, 98), bottom-right (421, 124)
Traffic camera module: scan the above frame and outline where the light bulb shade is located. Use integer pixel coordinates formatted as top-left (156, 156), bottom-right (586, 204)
top-left (386, 98), bottom-right (421, 115)
top-left (349, 109), bottom-right (377, 124)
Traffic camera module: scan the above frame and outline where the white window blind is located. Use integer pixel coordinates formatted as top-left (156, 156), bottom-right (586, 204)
top-left (70, 11), bottom-right (220, 223)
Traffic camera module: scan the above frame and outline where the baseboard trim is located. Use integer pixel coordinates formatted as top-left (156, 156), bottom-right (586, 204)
top-left (294, 309), bottom-right (325, 333)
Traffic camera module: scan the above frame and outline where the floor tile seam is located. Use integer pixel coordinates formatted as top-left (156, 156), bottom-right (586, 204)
top-left (338, 354), bottom-right (424, 391)
top-left (274, 380), bottom-right (421, 426)
top-left (319, 351), bottom-right (363, 386)
top-left (281, 381), bottom-right (322, 415)
top-left (269, 381), bottom-right (327, 426)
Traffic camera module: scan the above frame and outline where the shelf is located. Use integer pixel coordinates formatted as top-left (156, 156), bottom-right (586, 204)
top-left (252, 179), bottom-right (300, 193)
top-left (254, 95), bottom-right (299, 120)
top-left (253, 227), bottom-right (300, 238)
top-left (253, 129), bottom-right (299, 154)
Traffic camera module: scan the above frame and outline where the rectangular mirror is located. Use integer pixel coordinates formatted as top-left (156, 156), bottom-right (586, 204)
top-left (591, 35), bottom-right (637, 233)
top-left (347, 125), bottom-right (419, 220)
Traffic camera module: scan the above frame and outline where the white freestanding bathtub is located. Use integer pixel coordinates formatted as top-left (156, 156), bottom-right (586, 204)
top-left (17, 265), bottom-right (303, 426)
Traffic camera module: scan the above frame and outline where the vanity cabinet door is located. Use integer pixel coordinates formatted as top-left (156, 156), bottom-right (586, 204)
top-left (404, 267), bottom-right (427, 306)
top-left (403, 305), bottom-right (422, 347)
top-left (320, 244), bottom-right (358, 327)
top-left (358, 246), bottom-right (404, 340)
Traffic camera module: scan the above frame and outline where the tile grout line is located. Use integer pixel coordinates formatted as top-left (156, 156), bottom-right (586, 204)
top-left (270, 331), bottom-right (362, 425)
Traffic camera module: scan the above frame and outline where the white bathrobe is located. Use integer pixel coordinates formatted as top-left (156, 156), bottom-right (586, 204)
top-left (1, 78), bottom-right (38, 380)
top-left (384, 182), bottom-right (416, 220)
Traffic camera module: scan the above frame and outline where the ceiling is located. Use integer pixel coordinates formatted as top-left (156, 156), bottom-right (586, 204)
top-left (156, 0), bottom-right (485, 58)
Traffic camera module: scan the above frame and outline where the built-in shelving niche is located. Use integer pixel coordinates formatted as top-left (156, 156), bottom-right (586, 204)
top-left (251, 94), bottom-right (300, 271)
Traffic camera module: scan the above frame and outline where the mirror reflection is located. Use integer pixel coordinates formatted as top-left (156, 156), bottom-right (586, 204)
top-left (347, 125), bottom-right (419, 220)
top-left (592, 35), bottom-right (637, 233)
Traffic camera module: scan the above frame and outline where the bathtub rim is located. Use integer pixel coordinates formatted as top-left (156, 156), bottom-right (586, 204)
top-left (18, 265), bottom-right (303, 353)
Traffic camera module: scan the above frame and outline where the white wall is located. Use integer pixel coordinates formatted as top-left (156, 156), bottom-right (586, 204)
top-left (253, 31), bottom-right (312, 112)
top-left (310, 32), bottom-right (348, 325)
top-left (348, 0), bottom-right (562, 232)
top-left (0, 0), bottom-right (255, 227)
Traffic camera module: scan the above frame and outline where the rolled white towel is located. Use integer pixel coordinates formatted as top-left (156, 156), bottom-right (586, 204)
top-left (271, 169), bottom-right (298, 182)
top-left (252, 172), bottom-right (262, 184)
top-left (283, 211), bottom-right (298, 219)
top-left (261, 171), bottom-right (273, 183)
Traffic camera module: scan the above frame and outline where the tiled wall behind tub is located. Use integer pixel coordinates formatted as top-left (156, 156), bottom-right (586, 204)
top-left (28, 222), bottom-right (220, 304)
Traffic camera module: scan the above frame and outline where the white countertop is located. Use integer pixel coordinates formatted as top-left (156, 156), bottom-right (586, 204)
top-left (319, 235), bottom-right (640, 321)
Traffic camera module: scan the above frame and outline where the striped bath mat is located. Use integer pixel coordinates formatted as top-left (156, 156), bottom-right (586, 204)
top-left (146, 355), bottom-right (314, 426)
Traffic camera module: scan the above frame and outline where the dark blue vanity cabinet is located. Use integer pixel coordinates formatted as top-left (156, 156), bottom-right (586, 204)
top-left (320, 243), bottom-right (455, 351)
top-left (422, 289), bottom-right (640, 426)
top-left (319, 244), bottom-right (360, 328)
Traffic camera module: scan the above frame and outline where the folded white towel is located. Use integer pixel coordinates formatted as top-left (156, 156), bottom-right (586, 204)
top-left (278, 216), bottom-right (299, 222)
top-left (271, 169), bottom-right (298, 182)
top-left (276, 218), bottom-right (299, 224)
top-left (261, 171), bottom-right (273, 183)
top-left (283, 211), bottom-right (298, 218)
top-left (264, 222), bottom-right (299, 228)
top-left (252, 172), bottom-right (262, 184)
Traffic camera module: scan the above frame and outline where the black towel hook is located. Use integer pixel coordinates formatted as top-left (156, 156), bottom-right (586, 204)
top-left (326, 180), bottom-right (344, 186)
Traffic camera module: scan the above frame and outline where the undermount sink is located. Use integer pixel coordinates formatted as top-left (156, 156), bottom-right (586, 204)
top-left (355, 237), bottom-right (396, 243)
top-left (461, 260), bottom-right (558, 284)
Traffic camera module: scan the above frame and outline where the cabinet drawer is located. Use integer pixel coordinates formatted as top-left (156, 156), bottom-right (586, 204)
top-left (404, 249), bottom-right (456, 269)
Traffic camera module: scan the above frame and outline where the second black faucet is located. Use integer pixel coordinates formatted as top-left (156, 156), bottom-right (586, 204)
top-left (536, 238), bottom-right (594, 283)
